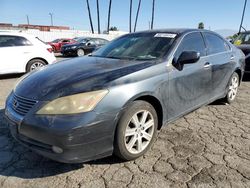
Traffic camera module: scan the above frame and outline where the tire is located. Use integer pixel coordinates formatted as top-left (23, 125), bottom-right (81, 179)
top-left (223, 72), bottom-right (239, 104)
top-left (26, 59), bottom-right (46, 72)
top-left (114, 100), bottom-right (158, 161)
top-left (77, 49), bottom-right (85, 57)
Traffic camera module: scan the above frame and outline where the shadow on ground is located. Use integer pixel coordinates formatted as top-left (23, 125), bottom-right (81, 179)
top-left (0, 109), bottom-right (122, 179)
top-left (0, 73), bottom-right (24, 80)
top-left (243, 73), bottom-right (250, 82)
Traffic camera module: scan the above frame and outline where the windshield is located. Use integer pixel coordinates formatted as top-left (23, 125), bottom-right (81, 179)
top-left (234, 33), bottom-right (250, 45)
top-left (75, 38), bottom-right (88, 43)
top-left (92, 33), bottom-right (176, 60)
top-left (52, 39), bottom-right (60, 43)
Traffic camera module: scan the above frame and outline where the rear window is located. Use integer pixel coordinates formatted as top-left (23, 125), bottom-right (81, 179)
top-left (0, 35), bottom-right (32, 47)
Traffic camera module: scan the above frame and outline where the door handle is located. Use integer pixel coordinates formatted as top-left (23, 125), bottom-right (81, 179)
top-left (230, 55), bottom-right (235, 60)
top-left (204, 62), bottom-right (211, 69)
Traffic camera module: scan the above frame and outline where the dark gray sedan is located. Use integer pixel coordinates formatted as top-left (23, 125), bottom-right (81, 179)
top-left (5, 29), bottom-right (245, 163)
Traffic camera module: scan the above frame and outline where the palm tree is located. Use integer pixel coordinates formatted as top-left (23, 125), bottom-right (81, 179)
top-left (129, 0), bottom-right (132, 33)
top-left (86, 0), bottom-right (94, 33)
top-left (96, 0), bottom-right (101, 34)
top-left (134, 0), bottom-right (142, 32)
top-left (107, 0), bottom-right (112, 34)
top-left (151, 0), bottom-right (155, 29)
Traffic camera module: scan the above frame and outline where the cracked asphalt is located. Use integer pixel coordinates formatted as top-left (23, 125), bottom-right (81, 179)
top-left (0, 70), bottom-right (249, 188)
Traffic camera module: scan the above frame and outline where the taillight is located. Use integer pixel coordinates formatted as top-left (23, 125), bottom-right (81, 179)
top-left (47, 48), bottom-right (53, 53)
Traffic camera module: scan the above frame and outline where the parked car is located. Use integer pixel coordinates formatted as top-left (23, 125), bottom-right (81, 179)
top-left (5, 29), bottom-right (245, 163)
top-left (0, 33), bottom-right (56, 74)
top-left (61, 37), bottom-right (109, 57)
top-left (234, 31), bottom-right (250, 73)
top-left (47, 38), bottom-right (76, 53)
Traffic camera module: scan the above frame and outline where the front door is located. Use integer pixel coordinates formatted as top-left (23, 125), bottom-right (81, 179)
top-left (167, 32), bottom-right (212, 121)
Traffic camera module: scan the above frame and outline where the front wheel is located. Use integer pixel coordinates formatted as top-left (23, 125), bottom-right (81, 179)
top-left (114, 101), bottom-right (158, 161)
top-left (224, 72), bottom-right (239, 104)
top-left (77, 49), bottom-right (85, 57)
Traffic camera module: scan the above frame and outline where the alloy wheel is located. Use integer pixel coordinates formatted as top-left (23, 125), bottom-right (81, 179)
top-left (30, 62), bottom-right (45, 71)
top-left (77, 49), bottom-right (85, 56)
top-left (124, 110), bottom-right (155, 154)
top-left (228, 75), bottom-right (239, 101)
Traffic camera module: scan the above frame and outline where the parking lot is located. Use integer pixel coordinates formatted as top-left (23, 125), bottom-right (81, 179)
top-left (0, 55), bottom-right (249, 188)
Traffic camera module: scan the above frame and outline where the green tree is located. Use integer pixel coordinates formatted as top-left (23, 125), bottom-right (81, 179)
top-left (198, 22), bottom-right (204, 29)
top-left (110, 26), bottom-right (118, 31)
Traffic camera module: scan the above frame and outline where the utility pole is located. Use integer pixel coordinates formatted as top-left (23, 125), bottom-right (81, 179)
top-left (86, 0), bottom-right (94, 33)
top-left (26, 15), bottom-right (30, 25)
top-left (134, 0), bottom-right (142, 32)
top-left (107, 0), bottom-right (112, 34)
top-left (151, 0), bottom-right (155, 30)
top-left (49, 13), bottom-right (54, 26)
top-left (239, 0), bottom-right (248, 33)
top-left (129, 0), bottom-right (132, 33)
top-left (96, 0), bottom-right (101, 34)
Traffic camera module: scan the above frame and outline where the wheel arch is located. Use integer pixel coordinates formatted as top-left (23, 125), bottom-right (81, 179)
top-left (235, 68), bottom-right (242, 85)
top-left (134, 95), bottom-right (164, 130)
top-left (25, 57), bottom-right (48, 72)
top-left (117, 93), bottom-right (164, 131)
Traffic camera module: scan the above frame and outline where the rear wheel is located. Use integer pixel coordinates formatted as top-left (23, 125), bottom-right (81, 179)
top-left (114, 101), bottom-right (157, 161)
top-left (26, 59), bottom-right (46, 72)
top-left (77, 49), bottom-right (85, 56)
top-left (224, 72), bottom-right (239, 104)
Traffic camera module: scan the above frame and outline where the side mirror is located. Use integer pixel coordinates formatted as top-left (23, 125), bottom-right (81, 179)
top-left (177, 51), bottom-right (200, 65)
top-left (86, 41), bottom-right (93, 46)
top-left (173, 51), bottom-right (200, 71)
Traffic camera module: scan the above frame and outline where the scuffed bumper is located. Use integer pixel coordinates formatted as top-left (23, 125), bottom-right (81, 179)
top-left (5, 105), bottom-right (118, 163)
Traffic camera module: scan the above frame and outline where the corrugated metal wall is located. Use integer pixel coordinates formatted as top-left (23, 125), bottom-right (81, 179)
top-left (0, 29), bottom-right (127, 42)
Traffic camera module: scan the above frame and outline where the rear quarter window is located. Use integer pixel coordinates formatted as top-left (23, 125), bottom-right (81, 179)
top-left (0, 35), bottom-right (32, 47)
top-left (203, 33), bottom-right (229, 55)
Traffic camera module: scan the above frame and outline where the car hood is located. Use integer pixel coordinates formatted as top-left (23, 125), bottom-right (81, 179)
top-left (14, 56), bottom-right (156, 101)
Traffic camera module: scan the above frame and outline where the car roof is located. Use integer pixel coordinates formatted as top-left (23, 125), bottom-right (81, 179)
top-left (134, 28), bottom-right (214, 35)
top-left (0, 32), bottom-right (34, 37)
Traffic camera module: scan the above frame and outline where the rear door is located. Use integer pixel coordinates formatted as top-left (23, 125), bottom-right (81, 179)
top-left (0, 35), bottom-right (32, 74)
top-left (168, 32), bottom-right (212, 121)
top-left (202, 32), bottom-right (235, 99)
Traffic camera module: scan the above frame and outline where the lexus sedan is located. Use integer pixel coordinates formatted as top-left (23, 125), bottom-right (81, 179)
top-left (234, 31), bottom-right (250, 73)
top-left (61, 37), bottom-right (109, 57)
top-left (5, 29), bottom-right (245, 163)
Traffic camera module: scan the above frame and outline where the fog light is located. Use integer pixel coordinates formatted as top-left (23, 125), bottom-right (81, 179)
top-left (52, 146), bottom-right (63, 154)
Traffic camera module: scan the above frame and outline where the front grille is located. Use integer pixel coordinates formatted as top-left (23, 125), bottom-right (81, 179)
top-left (11, 94), bottom-right (37, 116)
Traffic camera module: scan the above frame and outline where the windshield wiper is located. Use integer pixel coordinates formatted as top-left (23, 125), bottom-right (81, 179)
top-left (106, 56), bottom-right (137, 60)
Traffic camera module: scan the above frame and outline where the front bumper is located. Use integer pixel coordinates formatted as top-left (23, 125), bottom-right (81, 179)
top-left (5, 94), bottom-right (118, 163)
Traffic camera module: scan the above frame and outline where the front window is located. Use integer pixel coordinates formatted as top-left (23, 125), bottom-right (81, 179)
top-left (92, 33), bottom-right (176, 60)
top-left (234, 33), bottom-right (250, 45)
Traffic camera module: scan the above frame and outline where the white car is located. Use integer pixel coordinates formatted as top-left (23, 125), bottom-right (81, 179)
top-left (0, 32), bottom-right (56, 74)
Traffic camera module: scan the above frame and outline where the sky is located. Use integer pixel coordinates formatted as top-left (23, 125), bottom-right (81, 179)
top-left (0, 0), bottom-right (249, 32)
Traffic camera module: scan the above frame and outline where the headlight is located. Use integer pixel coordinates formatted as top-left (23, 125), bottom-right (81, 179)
top-left (71, 46), bottom-right (77, 49)
top-left (37, 90), bottom-right (108, 115)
